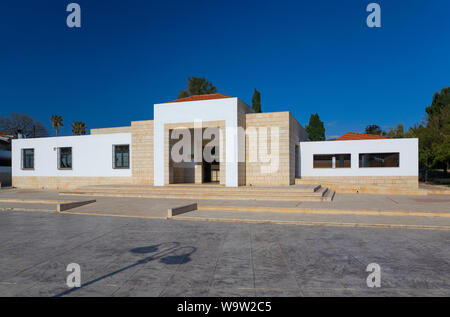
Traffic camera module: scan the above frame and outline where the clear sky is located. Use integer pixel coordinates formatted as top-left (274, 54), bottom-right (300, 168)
top-left (1, 0), bottom-right (449, 138)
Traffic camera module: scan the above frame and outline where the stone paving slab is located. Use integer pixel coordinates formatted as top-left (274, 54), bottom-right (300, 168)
top-left (197, 194), bottom-right (450, 213)
top-left (65, 197), bottom-right (196, 218)
top-left (0, 203), bottom-right (56, 211)
top-left (0, 211), bottom-right (449, 297)
top-left (2, 189), bottom-right (450, 214)
top-left (173, 209), bottom-right (450, 229)
top-left (0, 189), bottom-right (197, 218)
top-left (0, 189), bottom-right (69, 201)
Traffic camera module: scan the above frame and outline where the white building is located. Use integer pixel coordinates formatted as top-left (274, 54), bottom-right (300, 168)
top-left (11, 94), bottom-right (419, 193)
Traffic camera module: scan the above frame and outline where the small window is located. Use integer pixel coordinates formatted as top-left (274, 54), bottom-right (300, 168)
top-left (113, 145), bottom-right (129, 169)
top-left (359, 153), bottom-right (399, 168)
top-left (22, 149), bottom-right (34, 169)
top-left (58, 147), bottom-right (72, 169)
top-left (313, 154), bottom-right (351, 169)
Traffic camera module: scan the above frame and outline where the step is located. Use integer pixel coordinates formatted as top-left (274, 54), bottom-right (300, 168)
top-left (61, 189), bottom-right (326, 199)
top-left (72, 184), bottom-right (322, 194)
top-left (60, 191), bottom-right (331, 202)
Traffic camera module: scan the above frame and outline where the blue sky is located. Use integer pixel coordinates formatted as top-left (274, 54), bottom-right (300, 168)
top-left (1, 0), bottom-right (449, 138)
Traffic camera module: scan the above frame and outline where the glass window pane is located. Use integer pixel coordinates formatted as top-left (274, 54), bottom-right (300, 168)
top-left (359, 153), bottom-right (399, 168)
top-left (313, 154), bottom-right (351, 169)
top-left (313, 155), bottom-right (333, 168)
top-left (22, 149), bottom-right (34, 169)
top-left (59, 147), bottom-right (72, 169)
top-left (114, 145), bottom-right (129, 168)
top-left (335, 154), bottom-right (351, 168)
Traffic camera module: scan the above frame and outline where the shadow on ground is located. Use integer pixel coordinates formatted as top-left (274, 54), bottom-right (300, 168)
top-left (54, 242), bottom-right (196, 297)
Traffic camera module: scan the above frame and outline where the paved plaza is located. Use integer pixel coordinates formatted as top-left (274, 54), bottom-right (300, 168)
top-left (0, 210), bottom-right (449, 297)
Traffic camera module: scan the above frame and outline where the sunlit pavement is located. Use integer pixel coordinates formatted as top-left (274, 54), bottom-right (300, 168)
top-left (0, 210), bottom-right (449, 297)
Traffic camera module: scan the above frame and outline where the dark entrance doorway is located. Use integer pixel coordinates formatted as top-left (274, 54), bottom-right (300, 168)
top-left (202, 145), bottom-right (220, 183)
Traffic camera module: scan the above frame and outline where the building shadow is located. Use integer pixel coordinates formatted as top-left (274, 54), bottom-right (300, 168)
top-left (54, 242), bottom-right (196, 297)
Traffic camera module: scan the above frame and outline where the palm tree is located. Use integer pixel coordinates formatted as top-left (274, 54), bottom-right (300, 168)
top-left (50, 115), bottom-right (63, 136)
top-left (72, 121), bottom-right (87, 135)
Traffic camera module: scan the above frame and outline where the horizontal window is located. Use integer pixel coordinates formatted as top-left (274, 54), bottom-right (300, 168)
top-left (58, 147), bottom-right (72, 169)
top-left (22, 149), bottom-right (34, 169)
top-left (113, 144), bottom-right (129, 169)
top-left (313, 154), bottom-right (351, 169)
top-left (359, 153), bottom-right (399, 168)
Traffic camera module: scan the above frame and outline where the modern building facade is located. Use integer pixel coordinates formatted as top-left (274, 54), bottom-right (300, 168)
top-left (11, 94), bottom-right (419, 192)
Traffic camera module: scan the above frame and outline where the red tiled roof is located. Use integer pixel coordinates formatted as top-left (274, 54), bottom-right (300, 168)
top-left (336, 132), bottom-right (389, 141)
top-left (169, 93), bottom-right (233, 103)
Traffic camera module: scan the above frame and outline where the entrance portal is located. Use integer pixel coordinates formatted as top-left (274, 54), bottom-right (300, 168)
top-left (168, 127), bottom-right (221, 185)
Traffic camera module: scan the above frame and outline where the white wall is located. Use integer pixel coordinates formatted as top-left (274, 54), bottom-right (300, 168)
top-left (300, 138), bottom-right (418, 177)
top-left (12, 134), bottom-right (132, 177)
top-left (154, 97), bottom-right (242, 187)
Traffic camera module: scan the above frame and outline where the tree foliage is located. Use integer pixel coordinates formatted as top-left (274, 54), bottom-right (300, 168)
top-left (72, 121), bottom-right (87, 135)
top-left (305, 113), bottom-right (325, 141)
top-left (251, 89), bottom-right (261, 113)
top-left (178, 77), bottom-right (217, 99)
top-left (51, 115), bottom-right (64, 136)
top-left (0, 113), bottom-right (49, 138)
top-left (365, 124), bottom-right (386, 136)
top-left (410, 88), bottom-right (450, 172)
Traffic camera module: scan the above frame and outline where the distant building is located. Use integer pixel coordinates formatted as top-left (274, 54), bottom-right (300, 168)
top-left (0, 130), bottom-right (12, 187)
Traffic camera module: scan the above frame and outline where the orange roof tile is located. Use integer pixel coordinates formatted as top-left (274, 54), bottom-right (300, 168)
top-left (337, 132), bottom-right (389, 141)
top-left (169, 93), bottom-right (233, 103)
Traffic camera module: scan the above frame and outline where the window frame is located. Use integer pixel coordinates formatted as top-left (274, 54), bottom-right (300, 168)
top-left (112, 144), bottom-right (130, 169)
top-left (313, 154), bottom-right (351, 169)
top-left (359, 152), bottom-right (400, 168)
top-left (21, 148), bottom-right (35, 170)
top-left (58, 147), bottom-right (73, 170)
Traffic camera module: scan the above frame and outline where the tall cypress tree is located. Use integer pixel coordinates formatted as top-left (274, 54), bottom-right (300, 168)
top-left (305, 113), bottom-right (326, 141)
top-left (252, 89), bottom-right (261, 113)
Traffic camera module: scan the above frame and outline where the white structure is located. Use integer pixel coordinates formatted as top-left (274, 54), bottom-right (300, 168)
top-left (154, 97), bottom-right (251, 187)
top-left (300, 138), bottom-right (418, 178)
top-left (11, 94), bottom-right (419, 192)
top-left (12, 134), bottom-right (131, 182)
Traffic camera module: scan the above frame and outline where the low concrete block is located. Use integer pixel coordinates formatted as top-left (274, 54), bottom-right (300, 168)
top-left (57, 200), bottom-right (96, 212)
top-left (167, 203), bottom-right (197, 218)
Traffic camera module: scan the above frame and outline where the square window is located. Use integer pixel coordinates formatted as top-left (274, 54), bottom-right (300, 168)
top-left (22, 149), bottom-right (34, 169)
top-left (113, 145), bottom-right (129, 169)
top-left (58, 147), bottom-right (72, 169)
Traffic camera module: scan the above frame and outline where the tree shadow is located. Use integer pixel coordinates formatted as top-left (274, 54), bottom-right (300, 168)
top-left (54, 242), bottom-right (196, 297)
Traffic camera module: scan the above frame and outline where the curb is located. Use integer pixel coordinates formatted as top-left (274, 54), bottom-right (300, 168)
top-left (171, 216), bottom-right (450, 231)
top-left (197, 205), bottom-right (450, 218)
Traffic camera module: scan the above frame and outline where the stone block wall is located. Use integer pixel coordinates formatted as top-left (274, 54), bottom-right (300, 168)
top-left (245, 112), bottom-right (291, 186)
top-left (12, 176), bottom-right (132, 190)
top-left (131, 120), bottom-right (154, 185)
top-left (91, 126), bottom-right (131, 135)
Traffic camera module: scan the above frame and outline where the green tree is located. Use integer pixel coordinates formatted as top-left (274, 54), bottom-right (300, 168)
top-left (305, 113), bottom-right (325, 141)
top-left (178, 77), bottom-right (217, 99)
top-left (410, 87), bottom-right (450, 174)
top-left (72, 121), bottom-right (87, 135)
top-left (251, 89), bottom-right (261, 113)
top-left (365, 124), bottom-right (386, 136)
top-left (426, 87), bottom-right (450, 118)
top-left (387, 123), bottom-right (406, 138)
top-left (50, 115), bottom-right (63, 136)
